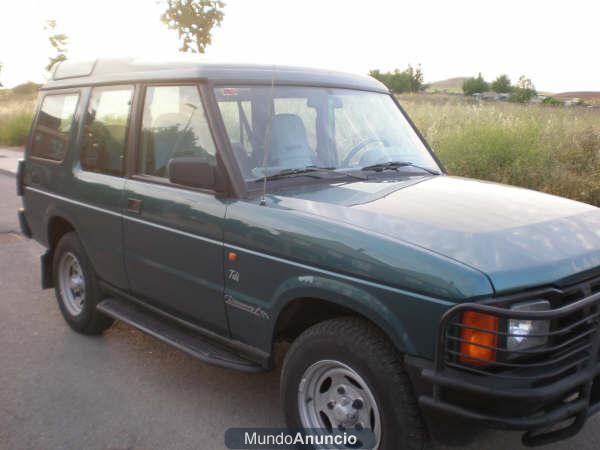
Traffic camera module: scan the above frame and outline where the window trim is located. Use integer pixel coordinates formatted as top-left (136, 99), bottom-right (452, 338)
top-left (129, 172), bottom-right (221, 195)
top-left (29, 90), bottom-right (81, 164)
top-left (80, 84), bottom-right (135, 177)
top-left (130, 82), bottom-right (223, 194)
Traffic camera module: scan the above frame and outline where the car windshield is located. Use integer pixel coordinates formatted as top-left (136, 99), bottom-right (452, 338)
top-left (214, 86), bottom-right (440, 182)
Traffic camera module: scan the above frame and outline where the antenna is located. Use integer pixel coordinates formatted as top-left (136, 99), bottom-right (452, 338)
top-left (260, 64), bottom-right (276, 206)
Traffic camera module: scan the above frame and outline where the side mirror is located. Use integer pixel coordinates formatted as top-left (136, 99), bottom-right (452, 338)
top-left (168, 157), bottom-right (215, 189)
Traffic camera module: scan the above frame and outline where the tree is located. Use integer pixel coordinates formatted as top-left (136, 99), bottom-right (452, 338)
top-left (44, 20), bottom-right (68, 73)
top-left (516, 75), bottom-right (535, 91)
top-left (11, 81), bottom-right (42, 95)
top-left (408, 65), bottom-right (425, 92)
top-left (369, 65), bottom-right (425, 93)
top-left (510, 75), bottom-right (537, 103)
top-left (491, 74), bottom-right (512, 93)
top-left (160, 0), bottom-right (225, 53)
top-left (462, 73), bottom-right (489, 95)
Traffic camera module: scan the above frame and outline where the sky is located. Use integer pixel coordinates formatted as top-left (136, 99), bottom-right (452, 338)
top-left (0, 0), bottom-right (598, 92)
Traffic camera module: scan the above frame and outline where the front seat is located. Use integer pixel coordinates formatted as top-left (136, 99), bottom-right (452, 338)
top-left (268, 113), bottom-right (316, 168)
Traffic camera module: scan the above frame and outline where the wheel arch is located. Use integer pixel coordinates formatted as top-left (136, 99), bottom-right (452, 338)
top-left (269, 281), bottom-right (416, 357)
top-left (47, 216), bottom-right (76, 250)
top-left (40, 212), bottom-right (78, 289)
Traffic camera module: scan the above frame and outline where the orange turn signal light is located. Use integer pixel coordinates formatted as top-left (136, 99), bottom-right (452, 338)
top-left (459, 311), bottom-right (498, 366)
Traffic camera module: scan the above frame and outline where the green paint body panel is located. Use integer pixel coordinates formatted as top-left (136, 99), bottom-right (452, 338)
top-left (123, 179), bottom-right (230, 335)
top-left (223, 197), bottom-right (484, 358)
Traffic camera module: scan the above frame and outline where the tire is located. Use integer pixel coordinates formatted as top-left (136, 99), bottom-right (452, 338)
top-left (281, 317), bottom-right (429, 450)
top-left (52, 231), bottom-right (114, 335)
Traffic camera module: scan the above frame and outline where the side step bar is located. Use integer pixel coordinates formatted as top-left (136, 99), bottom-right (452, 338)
top-left (97, 297), bottom-right (263, 373)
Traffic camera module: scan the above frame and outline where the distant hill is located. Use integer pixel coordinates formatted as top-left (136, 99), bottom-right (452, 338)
top-left (426, 77), bottom-right (467, 93)
top-left (553, 92), bottom-right (600, 103)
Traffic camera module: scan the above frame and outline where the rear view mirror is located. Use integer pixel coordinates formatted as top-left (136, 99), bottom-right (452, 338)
top-left (168, 157), bottom-right (215, 189)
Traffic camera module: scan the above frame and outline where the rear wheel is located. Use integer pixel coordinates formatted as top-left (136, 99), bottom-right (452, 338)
top-left (53, 232), bottom-right (114, 334)
top-left (281, 317), bottom-right (429, 450)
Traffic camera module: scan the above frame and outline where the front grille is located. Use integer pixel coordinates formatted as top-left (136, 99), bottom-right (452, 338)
top-left (438, 274), bottom-right (600, 387)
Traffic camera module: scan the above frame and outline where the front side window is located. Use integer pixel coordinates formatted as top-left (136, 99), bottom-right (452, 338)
top-left (81, 86), bottom-right (133, 176)
top-left (214, 86), bottom-right (439, 183)
top-left (139, 85), bottom-right (216, 178)
top-left (31, 93), bottom-right (79, 161)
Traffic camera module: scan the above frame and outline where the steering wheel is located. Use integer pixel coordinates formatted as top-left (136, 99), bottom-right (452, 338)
top-left (341, 137), bottom-right (386, 167)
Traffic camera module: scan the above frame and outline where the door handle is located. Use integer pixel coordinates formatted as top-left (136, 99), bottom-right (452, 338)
top-left (127, 198), bottom-right (142, 214)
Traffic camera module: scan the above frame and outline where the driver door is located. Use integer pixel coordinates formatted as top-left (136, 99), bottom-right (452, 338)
top-left (123, 83), bottom-right (229, 334)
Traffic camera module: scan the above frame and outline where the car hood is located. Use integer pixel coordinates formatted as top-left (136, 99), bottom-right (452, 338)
top-left (271, 175), bottom-right (600, 293)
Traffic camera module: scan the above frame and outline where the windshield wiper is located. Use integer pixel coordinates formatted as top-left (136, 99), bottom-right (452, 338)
top-left (361, 161), bottom-right (441, 175)
top-left (260, 166), bottom-right (366, 181)
top-left (261, 167), bottom-right (323, 181)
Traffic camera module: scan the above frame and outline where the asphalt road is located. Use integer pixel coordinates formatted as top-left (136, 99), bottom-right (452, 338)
top-left (1, 172), bottom-right (599, 450)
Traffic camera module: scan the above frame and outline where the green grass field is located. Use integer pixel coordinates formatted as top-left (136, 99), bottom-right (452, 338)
top-left (0, 89), bottom-right (598, 206)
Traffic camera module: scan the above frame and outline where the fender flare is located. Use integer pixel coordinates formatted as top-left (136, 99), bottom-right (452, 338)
top-left (41, 203), bottom-right (80, 248)
top-left (40, 206), bottom-right (82, 289)
top-left (268, 274), bottom-right (417, 355)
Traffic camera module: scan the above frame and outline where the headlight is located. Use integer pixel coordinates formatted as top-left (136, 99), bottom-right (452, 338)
top-left (507, 300), bottom-right (550, 351)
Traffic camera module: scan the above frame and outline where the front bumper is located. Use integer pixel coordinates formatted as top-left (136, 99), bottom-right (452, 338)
top-left (408, 279), bottom-right (600, 446)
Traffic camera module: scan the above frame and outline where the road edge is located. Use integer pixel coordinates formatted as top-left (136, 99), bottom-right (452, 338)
top-left (0, 168), bottom-right (16, 177)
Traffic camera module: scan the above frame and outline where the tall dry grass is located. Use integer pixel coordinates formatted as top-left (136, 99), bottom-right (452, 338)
top-left (399, 94), bottom-right (600, 206)
top-left (0, 92), bottom-right (35, 146)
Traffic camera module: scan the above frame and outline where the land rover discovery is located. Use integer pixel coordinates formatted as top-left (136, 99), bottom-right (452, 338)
top-left (17, 58), bottom-right (600, 449)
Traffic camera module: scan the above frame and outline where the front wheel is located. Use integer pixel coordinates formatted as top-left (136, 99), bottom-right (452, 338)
top-left (281, 317), bottom-right (429, 450)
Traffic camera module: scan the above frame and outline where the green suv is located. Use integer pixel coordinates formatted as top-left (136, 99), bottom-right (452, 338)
top-left (17, 58), bottom-right (600, 449)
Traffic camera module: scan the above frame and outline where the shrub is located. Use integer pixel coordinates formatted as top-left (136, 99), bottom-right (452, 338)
top-left (369, 66), bottom-right (424, 93)
top-left (543, 96), bottom-right (563, 106)
top-left (510, 87), bottom-right (536, 103)
top-left (510, 76), bottom-right (537, 103)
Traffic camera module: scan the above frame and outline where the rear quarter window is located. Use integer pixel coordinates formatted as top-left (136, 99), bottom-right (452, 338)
top-left (31, 93), bottom-right (79, 161)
